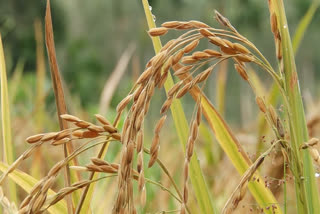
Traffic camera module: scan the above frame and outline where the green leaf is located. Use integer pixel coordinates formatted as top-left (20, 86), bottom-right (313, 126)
top-left (0, 34), bottom-right (17, 203)
top-left (0, 162), bottom-right (67, 214)
top-left (292, 0), bottom-right (320, 53)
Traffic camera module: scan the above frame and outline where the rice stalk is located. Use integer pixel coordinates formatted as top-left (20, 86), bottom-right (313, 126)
top-left (99, 43), bottom-right (136, 115)
top-left (268, 0), bottom-right (320, 212)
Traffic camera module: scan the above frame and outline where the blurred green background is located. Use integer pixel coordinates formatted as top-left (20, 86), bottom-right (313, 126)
top-left (0, 0), bottom-right (319, 124)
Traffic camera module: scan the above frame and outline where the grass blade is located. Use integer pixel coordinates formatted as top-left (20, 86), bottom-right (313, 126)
top-left (142, 1), bottom-right (216, 213)
top-left (99, 43), bottom-right (136, 115)
top-left (34, 18), bottom-right (47, 125)
top-left (0, 34), bottom-right (17, 203)
top-left (0, 162), bottom-right (67, 214)
top-left (292, 0), bottom-right (320, 53)
top-left (8, 59), bottom-right (24, 104)
top-left (31, 19), bottom-right (47, 179)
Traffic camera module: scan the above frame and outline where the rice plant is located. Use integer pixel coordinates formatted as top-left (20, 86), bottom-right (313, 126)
top-left (1, 0), bottom-right (320, 213)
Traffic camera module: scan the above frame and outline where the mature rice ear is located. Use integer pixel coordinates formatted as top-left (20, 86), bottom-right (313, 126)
top-left (234, 64), bottom-right (249, 81)
top-left (148, 27), bottom-right (168, 36)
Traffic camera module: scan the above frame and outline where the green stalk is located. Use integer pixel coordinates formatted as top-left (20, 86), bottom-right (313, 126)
top-left (271, 0), bottom-right (320, 213)
top-left (142, 1), bottom-right (216, 213)
top-left (256, 0), bottom-right (318, 155)
top-left (0, 34), bottom-right (17, 203)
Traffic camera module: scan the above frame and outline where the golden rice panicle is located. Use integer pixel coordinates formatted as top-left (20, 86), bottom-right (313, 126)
top-left (158, 70), bottom-right (169, 88)
top-left (196, 104), bottom-right (202, 125)
top-left (154, 115), bottom-right (167, 134)
top-left (41, 132), bottom-right (58, 141)
top-left (136, 67), bottom-right (152, 84)
top-left (195, 66), bottom-right (213, 84)
top-left (192, 51), bottom-right (210, 60)
top-left (148, 27), bottom-right (168, 36)
top-left (220, 46), bottom-right (238, 55)
top-left (51, 137), bottom-right (70, 146)
top-left (95, 114), bottom-right (111, 125)
top-left (60, 114), bottom-right (81, 123)
top-left (91, 157), bottom-right (108, 166)
top-left (234, 63), bottom-right (249, 81)
top-left (148, 134), bottom-right (160, 168)
top-left (233, 43), bottom-right (250, 54)
top-left (176, 83), bottom-right (190, 99)
top-left (103, 124), bottom-right (118, 133)
top-left (214, 10), bottom-right (237, 32)
top-left (174, 65), bottom-right (194, 77)
top-left (168, 82), bottom-right (182, 97)
top-left (111, 133), bottom-right (121, 141)
top-left (189, 20), bottom-right (210, 28)
top-left (26, 134), bottom-right (44, 144)
top-left (203, 49), bottom-right (222, 57)
top-left (75, 120), bottom-right (91, 128)
top-left (136, 130), bottom-right (144, 153)
top-left (161, 21), bottom-right (181, 28)
top-left (214, 10), bottom-right (229, 27)
top-left (55, 129), bottom-right (72, 140)
top-left (152, 50), bottom-right (167, 71)
top-left (87, 124), bottom-right (104, 133)
top-left (199, 28), bottom-right (215, 37)
top-left (181, 56), bottom-right (198, 64)
top-left (82, 130), bottom-right (99, 138)
top-left (235, 54), bottom-right (254, 63)
top-left (116, 94), bottom-right (133, 113)
top-left (256, 96), bottom-right (267, 113)
top-left (172, 50), bottom-right (184, 65)
top-left (183, 39), bottom-right (200, 54)
top-left (182, 105), bottom-right (201, 212)
top-left (137, 151), bottom-right (144, 173)
top-left (160, 96), bottom-right (173, 114)
top-left (175, 22), bottom-right (193, 30)
top-left (208, 36), bottom-right (227, 48)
